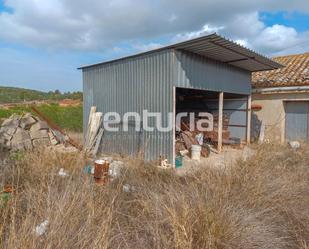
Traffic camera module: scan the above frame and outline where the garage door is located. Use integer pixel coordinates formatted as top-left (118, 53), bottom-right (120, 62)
top-left (285, 101), bottom-right (309, 141)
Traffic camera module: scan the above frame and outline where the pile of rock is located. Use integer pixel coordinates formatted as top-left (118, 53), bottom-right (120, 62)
top-left (0, 113), bottom-right (67, 152)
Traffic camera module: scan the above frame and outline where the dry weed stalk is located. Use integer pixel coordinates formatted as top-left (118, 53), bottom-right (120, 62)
top-left (0, 144), bottom-right (308, 248)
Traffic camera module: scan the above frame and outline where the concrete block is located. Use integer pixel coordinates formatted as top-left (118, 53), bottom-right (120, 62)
top-left (23, 139), bottom-right (33, 150)
top-left (32, 138), bottom-right (50, 147)
top-left (1, 117), bottom-right (19, 128)
top-left (11, 128), bottom-right (32, 151)
top-left (1, 118), bottom-right (19, 135)
top-left (48, 131), bottom-right (59, 145)
top-left (11, 139), bottom-right (33, 151)
top-left (3, 127), bottom-right (17, 136)
top-left (20, 115), bottom-right (37, 129)
top-left (0, 130), bottom-right (12, 141)
top-left (5, 140), bottom-right (11, 147)
top-left (30, 121), bottom-right (49, 132)
top-left (11, 141), bottom-right (24, 151)
top-left (30, 129), bottom-right (49, 140)
top-left (0, 138), bottom-right (5, 149)
top-left (12, 128), bottom-right (31, 142)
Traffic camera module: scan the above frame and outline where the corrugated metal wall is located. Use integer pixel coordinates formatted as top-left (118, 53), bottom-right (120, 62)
top-left (83, 50), bottom-right (174, 161)
top-left (173, 50), bottom-right (251, 94)
top-left (82, 49), bottom-right (251, 162)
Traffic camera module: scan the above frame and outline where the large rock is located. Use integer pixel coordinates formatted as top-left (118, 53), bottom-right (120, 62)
top-left (30, 121), bottom-right (49, 132)
top-left (30, 129), bottom-right (49, 140)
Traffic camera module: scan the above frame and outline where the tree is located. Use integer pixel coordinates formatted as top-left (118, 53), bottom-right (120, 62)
top-left (54, 89), bottom-right (61, 95)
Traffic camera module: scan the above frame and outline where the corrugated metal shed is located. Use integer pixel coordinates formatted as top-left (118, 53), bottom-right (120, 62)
top-left (80, 34), bottom-right (281, 162)
top-left (83, 50), bottom-right (174, 160)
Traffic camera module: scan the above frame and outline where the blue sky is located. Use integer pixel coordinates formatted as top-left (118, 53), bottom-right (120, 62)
top-left (0, 0), bottom-right (308, 92)
top-left (261, 11), bottom-right (309, 32)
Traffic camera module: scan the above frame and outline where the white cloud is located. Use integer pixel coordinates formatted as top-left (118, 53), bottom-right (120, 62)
top-left (251, 25), bottom-right (309, 55)
top-left (172, 12), bottom-right (309, 56)
top-left (0, 0), bottom-right (308, 92)
top-left (0, 0), bottom-right (308, 55)
top-left (173, 24), bottom-right (224, 43)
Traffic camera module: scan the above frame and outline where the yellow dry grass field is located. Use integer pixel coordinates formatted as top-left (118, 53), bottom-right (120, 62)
top-left (0, 144), bottom-right (309, 249)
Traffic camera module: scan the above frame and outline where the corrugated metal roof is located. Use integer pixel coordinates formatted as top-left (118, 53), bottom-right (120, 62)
top-left (78, 33), bottom-right (283, 72)
top-left (252, 52), bottom-right (309, 88)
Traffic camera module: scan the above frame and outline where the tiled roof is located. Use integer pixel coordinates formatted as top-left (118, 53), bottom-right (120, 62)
top-left (252, 52), bottom-right (309, 88)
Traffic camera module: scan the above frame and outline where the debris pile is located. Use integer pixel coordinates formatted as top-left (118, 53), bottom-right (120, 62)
top-left (175, 113), bottom-right (240, 159)
top-left (204, 113), bottom-right (231, 142)
top-left (176, 121), bottom-right (210, 159)
top-left (0, 113), bottom-right (75, 152)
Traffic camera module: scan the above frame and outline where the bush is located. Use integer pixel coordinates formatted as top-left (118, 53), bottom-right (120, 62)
top-left (0, 145), bottom-right (308, 249)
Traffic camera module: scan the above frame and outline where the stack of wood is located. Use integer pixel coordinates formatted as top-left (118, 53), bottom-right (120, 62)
top-left (204, 113), bottom-right (230, 141)
top-left (175, 112), bottom-right (235, 156)
top-left (84, 106), bottom-right (104, 156)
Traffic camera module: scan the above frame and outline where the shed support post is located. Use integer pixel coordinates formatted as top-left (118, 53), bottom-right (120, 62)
top-left (246, 95), bottom-right (252, 144)
top-left (218, 92), bottom-right (224, 152)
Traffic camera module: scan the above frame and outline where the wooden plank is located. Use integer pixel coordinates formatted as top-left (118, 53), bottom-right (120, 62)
top-left (85, 106), bottom-right (96, 147)
top-left (218, 92), bottom-right (224, 152)
top-left (92, 128), bottom-right (104, 156)
top-left (85, 112), bottom-right (103, 152)
top-left (246, 95), bottom-right (252, 144)
top-left (88, 106), bottom-right (96, 127)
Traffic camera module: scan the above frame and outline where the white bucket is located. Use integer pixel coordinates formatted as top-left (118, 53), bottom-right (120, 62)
top-left (191, 145), bottom-right (201, 160)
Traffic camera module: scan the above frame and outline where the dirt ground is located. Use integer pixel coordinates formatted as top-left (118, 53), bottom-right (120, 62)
top-left (176, 146), bottom-right (255, 175)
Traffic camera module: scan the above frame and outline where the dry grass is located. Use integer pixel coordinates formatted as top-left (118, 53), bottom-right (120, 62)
top-left (0, 144), bottom-right (308, 249)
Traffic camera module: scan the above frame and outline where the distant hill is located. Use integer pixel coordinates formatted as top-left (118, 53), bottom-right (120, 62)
top-left (0, 86), bottom-right (82, 104)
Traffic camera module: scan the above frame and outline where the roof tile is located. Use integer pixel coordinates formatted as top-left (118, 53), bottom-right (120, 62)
top-left (252, 52), bottom-right (309, 88)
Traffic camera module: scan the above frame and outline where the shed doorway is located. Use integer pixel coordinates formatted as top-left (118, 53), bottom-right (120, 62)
top-left (174, 87), bottom-right (250, 162)
top-left (285, 101), bottom-right (309, 142)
